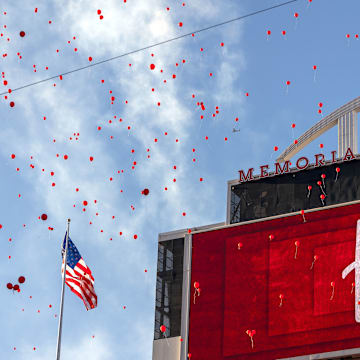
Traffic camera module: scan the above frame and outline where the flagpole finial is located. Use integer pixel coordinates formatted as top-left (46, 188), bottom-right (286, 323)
top-left (67, 218), bottom-right (71, 223)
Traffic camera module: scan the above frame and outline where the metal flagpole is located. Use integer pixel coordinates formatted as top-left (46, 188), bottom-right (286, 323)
top-left (56, 218), bottom-right (71, 360)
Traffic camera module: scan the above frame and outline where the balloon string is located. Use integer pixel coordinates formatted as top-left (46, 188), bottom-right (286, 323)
top-left (330, 286), bottom-right (335, 300)
top-left (164, 333), bottom-right (170, 347)
top-left (307, 189), bottom-right (311, 198)
top-left (279, 298), bottom-right (283, 307)
top-left (351, 284), bottom-right (354, 294)
top-left (251, 336), bottom-right (254, 349)
top-left (294, 245), bottom-right (298, 259)
top-left (335, 172), bottom-right (339, 182)
top-left (310, 260), bottom-right (315, 270)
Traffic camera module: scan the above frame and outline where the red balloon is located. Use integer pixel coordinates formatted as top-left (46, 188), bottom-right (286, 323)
top-left (83, 200), bottom-right (88, 206)
top-left (317, 181), bottom-right (322, 186)
top-left (41, 213), bottom-right (47, 221)
top-left (18, 276), bottom-right (25, 284)
top-left (19, 31), bottom-right (25, 37)
top-left (336, 167), bottom-right (340, 173)
top-left (13, 284), bottom-right (20, 291)
top-left (321, 174), bottom-right (326, 179)
top-left (267, 30), bottom-right (271, 35)
top-left (142, 188), bottom-right (150, 196)
top-left (308, 185), bottom-right (312, 190)
top-left (194, 281), bottom-right (199, 289)
top-left (320, 194), bottom-right (325, 200)
top-left (150, 64), bottom-right (155, 70)
top-left (10, 101), bottom-right (15, 107)
top-left (160, 325), bottom-right (166, 333)
top-left (6, 283), bottom-right (13, 290)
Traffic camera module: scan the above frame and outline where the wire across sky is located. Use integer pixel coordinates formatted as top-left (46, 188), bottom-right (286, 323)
top-left (0, 0), bottom-right (299, 97)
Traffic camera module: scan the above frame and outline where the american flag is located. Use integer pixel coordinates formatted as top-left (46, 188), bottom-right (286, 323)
top-left (62, 233), bottom-right (97, 310)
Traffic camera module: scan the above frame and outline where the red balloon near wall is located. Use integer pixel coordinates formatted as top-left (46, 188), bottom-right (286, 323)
top-left (160, 325), bottom-right (166, 333)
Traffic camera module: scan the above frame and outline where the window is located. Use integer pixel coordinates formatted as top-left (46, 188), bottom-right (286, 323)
top-left (154, 238), bottom-right (184, 340)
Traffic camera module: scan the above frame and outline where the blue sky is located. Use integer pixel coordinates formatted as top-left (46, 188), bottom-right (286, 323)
top-left (0, 0), bottom-right (359, 358)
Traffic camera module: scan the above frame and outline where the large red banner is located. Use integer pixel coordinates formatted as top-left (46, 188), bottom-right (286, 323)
top-left (188, 203), bottom-right (360, 359)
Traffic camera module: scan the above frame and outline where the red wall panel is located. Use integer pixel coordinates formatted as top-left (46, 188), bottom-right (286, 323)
top-left (188, 203), bottom-right (360, 359)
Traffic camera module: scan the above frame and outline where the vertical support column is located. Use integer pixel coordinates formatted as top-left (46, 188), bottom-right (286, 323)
top-left (226, 182), bottom-right (232, 225)
top-left (180, 233), bottom-right (192, 360)
top-left (338, 110), bottom-right (358, 157)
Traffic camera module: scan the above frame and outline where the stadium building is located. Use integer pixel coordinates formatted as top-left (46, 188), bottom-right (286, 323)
top-left (153, 97), bottom-right (360, 360)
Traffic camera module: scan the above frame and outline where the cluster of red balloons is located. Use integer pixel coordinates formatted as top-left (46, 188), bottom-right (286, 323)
top-left (6, 276), bottom-right (25, 292)
top-left (141, 188), bottom-right (150, 196)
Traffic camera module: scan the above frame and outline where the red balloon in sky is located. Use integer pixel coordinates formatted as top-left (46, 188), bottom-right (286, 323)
top-left (150, 64), bottom-right (155, 70)
top-left (19, 31), bottom-right (25, 37)
top-left (10, 101), bottom-right (15, 107)
top-left (6, 283), bottom-right (13, 290)
top-left (18, 276), bottom-right (25, 284)
top-left (142, 188), bottom-right (150, 196)
top-left (13, 284), bottom-right (20, 291)
top-left (41, 213), bottom-right (48, 221)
